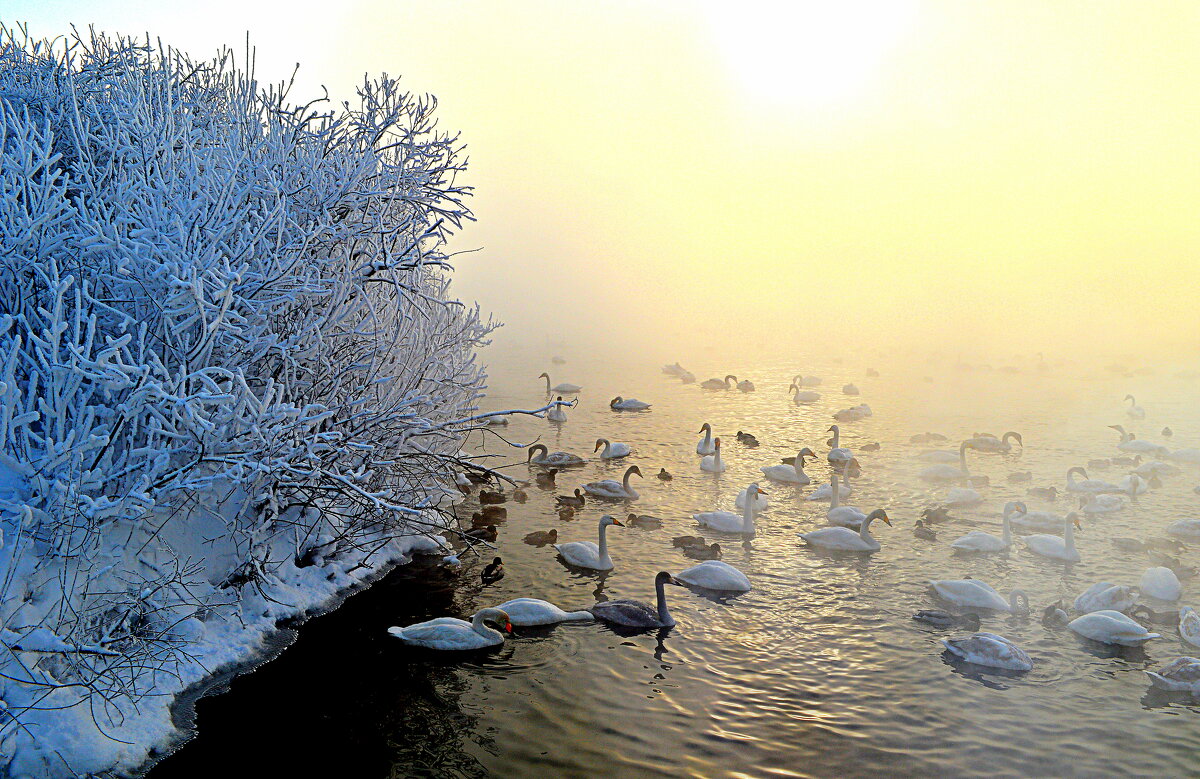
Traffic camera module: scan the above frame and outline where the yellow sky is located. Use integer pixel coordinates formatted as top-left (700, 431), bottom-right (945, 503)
top-left (16, 0), bottom-right (1200, 361)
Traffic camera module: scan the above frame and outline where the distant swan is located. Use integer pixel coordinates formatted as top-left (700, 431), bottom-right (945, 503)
top-left (492, 598), bottom-right (594, 626)
top-left (695, 483), bottom-right (764, 535)
top-left (1078, 492), bottom-right (1125, 514)
top-left (1125, 394), bottom-right (1146, 419)
top-left (528, 444), bottom-right (585, 467)
top-left (584, 465), bottom-right (642, 500)
top-left (736, 377), bottom-right (756, 392)
top-left (808, 470), bottom-right (852, 501)
top-left (930, 580), bottom-right (1028, 612)
top-left (676, 560), bottom-right (752, 592)
top-left (539, 372), bottom-right (581, 393)
top-left (555, 515), bottom-right (624, 570)
top-left (1068, 610), bottom-right (1159, 646)
top-left (788, 382), bottom-right (821, 403)
top-left (594, 438), bottom-right (632, 459)
top-left (697, 422), bottom-right (716, 455)
top-left (950, 501), bottom-right (1018, 552)
top-left (547, 396), bottom-right (570, 422)
top-left (700, 437), bottom-right (726, 472)
top-left (793, 373), bottom-right (822, 387)
top-left (590, 571), bottom-right (683, 628)
top-left (610, 396), bottom-right (651, 410)
top-left (388, 608), bottom-right (512, 650)
top-left (760, 447), bottom-right (816, 484)
top-left (800, 509), bottom-right (891, 551)
top-left (826, 473), bottom-right (867, 528)
top-left (920, 441), bottom-right (975, 482)
top-left (1074, 582), bottom-right (1138, 614)
top-left (1065, 466), bottom-right (1120, 494)
top-left (942, 633), bottom-right (1033, 671)
top-left (1022, 512), bottom-right (1081, 562)
top-left (1108, 425), bottom-right (1170, 456)
top-left (701, 374), bottom-right (736, 390)
top-left (827, 424), bottom-right (853, 465)
top-left (968, 432), bottom-right (1023, 453)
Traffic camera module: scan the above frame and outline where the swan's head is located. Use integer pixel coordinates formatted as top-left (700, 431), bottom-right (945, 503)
top-left (867, 509), bottom-right (892, 526)
top-left (725, 374), bottom-right (737, 384)
top-left (477, 607), bottom-right (513, 633)
top-left (798, 447), bottom-right (817, 460)
top-left (787, 383), bottom-right (798, 393)
top-left (698, 422), bottom-right (711, 433)
top-left (1066, 512), bottom-right (1082, 529)
top-left (713, 437), bottom-right (722, 449)
top-left (828, 424), bottom-right (840, 433)
top-left (1125, 394), bottom-right (1135, 402)
top-left (655, 571), bottom-right (684, 587)
top-left (748, 482), bottom-right (767, 497)
top-left (610, 396), bottom-right (622, 407)
top-left (601, 514), bottom-right (625, 528)
top-left (626, 465), bottom-right (643, 479)
top-left (1067, 466), bottom-right (1088, 479)
top-left (594, 438), bottom-right (608, 452)
top-left (538, 372), bottom-right (549, 379)
top-left (1005, 432), bottom-right (1023, 446)
top-left (1002, 501), bottom-right (1026, 517)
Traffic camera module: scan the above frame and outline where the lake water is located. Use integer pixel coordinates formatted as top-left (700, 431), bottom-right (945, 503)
top-left (152, 342), bottom-right (1200, 778)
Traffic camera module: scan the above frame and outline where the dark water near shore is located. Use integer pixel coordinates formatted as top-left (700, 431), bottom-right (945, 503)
top-left (152, 343), bottom-right (1200, 778)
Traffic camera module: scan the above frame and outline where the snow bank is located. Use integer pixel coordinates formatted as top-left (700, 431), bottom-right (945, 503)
top-left (0, 25), bottom-right (499, 776)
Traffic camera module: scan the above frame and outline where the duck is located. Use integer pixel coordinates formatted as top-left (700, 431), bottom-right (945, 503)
top-left (696, 423), bottom-right (716, 455)
top-left (594, 438), bottom-right (632, 459)
top-left (512, 488), bottom-right (527, 503)
top-left (465, 525), bottom-right (498, 542)
top-left (694, 483), bottom-right (764, 535)
top-left (590, 571), bottom-right (684, 628)
top-left (1068, 610), bottom-right (1160, 646)
top-left (676, 560), bottom-right (751, 592)
top-left (1146, 656), bottom-right (1200, 692)
top-left (827, 424), bottom-right (854, 466)
top-left (539, 372), bottom-right (581, 393)
top-left (1163, 426), bottom-right (1174, 438)
top-left (950, 501), bottom-right (1019, 553)
top-left (610, 396), bottom-right (652, 410)
top-left (920, 506), bottom-right (954, 524)
top-left (736, 430), bottom-right (760, 447)
top-left (967, 432), bottom-right (1023, 453)
top-left (942, 633), bottom-right (1034, 672)
top-left (700, 437), bottom-right (726, 473)
top-left (912, 610), bottom-right (982, 629)
top-left (842, 383), bottom-right (860, 395)
top-left (788, 382), bottom-right (821, 403)
top-left (1026, 485), bottom-right (1058, 501)
top-left (584, 465), bottom-right (642, 500)
top-left (1078, 492), bottom-right (1125, 514)
top-left (930, 580), bottom-right (1029, 613)
top-left (481, 557), bottom-right (505, 584)
top-left (1022, 513), bottom-right (1082, 562)
top-left (672, 534), bottom-right (707, 549)
top-left (523, 529), bottom-right (558, 546)
top-left (557, 507), bottom-right (576, 521)
top-left (1125, 394), bottom-right (1146, 419)
top-left (760, 447), bottom-right (816, 484)
top-left (808, 470), bottom-right (852, 501)
top-left (1087, 458), bottom-right (1112, 470)
top-left (1074, 582), bottom-right (1138, 614)
top-left (479, 490), bottom-right (506, 505)
top-left (535, 469), bottom-right (559, 487)
top-left (625, 513), bottom-right (663, 528)
top-left (735, 377), bottom-right (756, 392)
top-left (527, 445), bottom-right (585, 468)
top-left (735, 485), bottom-right (770, 511)
top-left (861, 442), bottom-right (881, 452)
top-left (700, 375), bottom-right (736, 390)
top-left (683, 542), bottom-right (722, 560)
top-left (913, 519), bottom-right (938, 540)
top-left (546, 396), bottom-right (570, 423)
top-left (1108, 425), bottom-right (1171, 456)
top-left (1140, 567), bottom-right (1182, 601)
top-left (1130, 604), bottom-right (1180, 626)
top-left (492, 598), bottom-right (593, 626)
top-left (479, 505), bottom-right (507, 522)
top-left (388, 608), bottom-right (513, 650)
top-left (866, 368), bottom-right (880, 377)
top-left (800, 509), bottom-right (891, 552)
top-left (1065, 466), bottom-right (1121, 494)
top-left (1180, 606), bottom-right (1200, 647)
top-left (554, 515), bottom-right (624, 570)
top-left (556, 489), bottom-right (586, 508)
top-left (657, 468), bottom-right (672, 481)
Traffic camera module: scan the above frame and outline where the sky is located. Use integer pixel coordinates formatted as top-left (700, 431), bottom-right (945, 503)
top-left (10, 0), bottom-right (1200, 363)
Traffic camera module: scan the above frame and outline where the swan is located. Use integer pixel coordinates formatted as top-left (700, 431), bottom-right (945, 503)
top-left (1010, 502), bottom-right (1068, 534)
top-left (1022, 512), bottom-right (1082, 562)
top-left (676, 560), bottom-right (752, 592)
top-left (942, 633), bottom-right (1034, 672)
top-left (1078, 492), bottom-right (1125, 514)
top-left (1141, 567), bottom-right (1182, 601)
top-left (827, 424), bottom-right (853, 465)
top-left (1168, 520), bottom-right (1200, 541)
top-left (528, 444), bottom-right (584, 467)
top-left (788, 382), bottom-right (821, 403)
top-left (913, 611), bottom-right (981, 629)
top-left (388, 608), bottom-right (513, 650)
top-left (930, 580), bottom-right (1029, 612)
top-left (547, 396), bottom-right (570, 422)
top-left (679, 370), bottom-right (696, 384)
top-left (918, 449), bottom-right (962, 464)
top-left (800, 509), bottom-right (891, 552)
top-left (695, 483), bottom-right (764, 535)
top-left (1133, 460), bottom-right (1179, 477)
top-left (554, 515), bottom-right (624, 570)
top-left (590, 571), bottom-right (683, 628)
top-left (945, 487), bottom-right (984, 507)
top-left (1146, 656), bottom-right (1200, 692)
top-left (950, 501), bottom-right (1019, 552)
top-left (584, 465), bottom-right (642, 500)
top-left (735, 485), bottom-right (769, 511)
top-left (492, 598), bottom-right (594, 626)
top-left (967, 432), bottom-right (1023, 453)
top-left (662, 362), bottom-right (686, 376)
top-left (594, 438), bottom-right (632, 459)
top-left (808, 470), bottom-right (852, 501)
top-left (793, 373), bottom-right (822, 386)
top-left (1065, 466), bottom-right (1121, 494)
top-left (700, 374), bottom-right (736, 390)
top-left (760, 447), bottom-right (816, 484)
top-left (539, 372), bottom-right (581, 393)
top-left (1117, 474), bottom-right (1149, 495)
top-left (736, 377), bottom-right (755, 392)
top-left (697, 423), bottom-right (716, 455)
top-left (920, 442), bottom-right (975, 482)
top-left (842, 383), bottom-right (860, 395)
top-left (1068, 609), bottom-right (1160, 646)
top-left (833, 403), bottom-right (872, 422)
top-left (610, 396), bottom-right (651, 410)
top-left (1074, 582), bottom-right (1138, 614)
top-left (826, 473), bottom-right (867, 528)
top-left (700, 437), bottom-right (726, 473)
top-left (1181, 607), bottom-right (1200, 648)
top-left (1108, 425), bottom-right (1171, 456)
top-left (1126, 394), bottom-right (1146, 419)
top-left (1171, 448), bottom-right (1200, 463)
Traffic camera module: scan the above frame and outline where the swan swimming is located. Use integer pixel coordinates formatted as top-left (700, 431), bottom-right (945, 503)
top-left (697, 422), bottom-right (716, 455)
top-left (919, 441), bottom-right (975, 482)
top-left (695, 483), bottom-right (764, 535)
top-left (528, 444), bottom-right (585, 467)
top-left (1146, 656), bottom-right (1200, 693)
top-left (492, 598), bottom-right (594, 626)
top-left (546, 396), bottom-right (570, 422)
top-left (676, 560), bottom-right (752, 592)
top-left (967, 431), bottom-right (1023, 453)
top-left (701, 374), bottom-right (736, 390)
top-left (800, 509), bottom-right (891, 552)
top-left (584, 465), bottom-right (642, 500)
top-left (827, 424), bottom-right (853, 465)
top-left (788, 382), bottom-right (821, 403)
top-left (949, 501), bottom-right (1019, 552)
top-left (1108, 425), bottom-right (1171, 457)
top-left (539, 372), bottom-right (581, 393)
top-left (590, 572), bottom-right (683, 628)
top-left (826, 473), bottom-right (867, 528)
top-left (1125, 394), bottom-right (1146, 419)
top-left (808, 470), bottom-right (852, 501)
top-left (930, 580), bottom-right (1028, 612)
top-left (594, 437), bottom-right (632, 459)
top-left (700, 437), bottom-right (726, 473)
top-left (1074, 582), bottom-right (1139, 614)
top-left (388, 608), bottom-right (513, 650)
top-left (1065, 466), bottom-right (1121, 494)
top-left (1140, 566), bottom-right (1182, 601)
top-left (555, 515), bottom-right (624, 570)
top-left (760, 447), bottom-right (816, 484)
top-left (942, 632), bottom-right (1033, 671)
top-left (1068, 609), bottom-right (1160, 646)
top-left (610, 396), bottom-right (651, 410)
top-left (1022, 512), bottom-right (1082, 562)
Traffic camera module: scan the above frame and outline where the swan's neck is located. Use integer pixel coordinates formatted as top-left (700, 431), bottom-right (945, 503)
top-left (471, 612), bottom-right (501, 639)
top-left (1064, 518), bottom-right (1075, 551)
top-left (714, 448), bottom-right (722, 467)
top-left (859, 516), bottom-right (875, 541)
top-left (830, 475), bottom-right (841, 509)
top-left (655, 579), bottom-right (675, 626)
top-left (742, 498), bottom-right (756, 535)
top-left (544, 375), bottom-right (551, 392)
top-left (959, 445), bottom-right (970, 475)
top-left (601, 441), bottom-right (611, 457)
top-left (702, 428), bottom-right (712, 446)
top-left (1001, 513), bottom-right (1012, 545)
top-left (831, 428), bottom-right (840, 448)
top-left (622, 471), bottom-right (632, 491)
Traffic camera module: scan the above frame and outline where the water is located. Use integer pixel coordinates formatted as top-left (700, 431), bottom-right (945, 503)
top-left (152, 344), bottom-right (1200, 778)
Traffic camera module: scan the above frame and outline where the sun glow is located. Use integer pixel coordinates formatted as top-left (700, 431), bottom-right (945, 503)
top-left (702, 0), bottom-right (918, 104)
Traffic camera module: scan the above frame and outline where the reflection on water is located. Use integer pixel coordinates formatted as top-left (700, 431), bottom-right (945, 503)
top-left (154, 344), bottom-right (1200, 778)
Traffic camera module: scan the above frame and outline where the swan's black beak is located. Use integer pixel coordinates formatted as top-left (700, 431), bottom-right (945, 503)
top-left (668, 576), bottom-right (684, 587)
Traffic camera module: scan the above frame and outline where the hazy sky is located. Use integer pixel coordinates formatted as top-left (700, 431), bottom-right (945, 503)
top-left (12, 1), bottom-right (1200, 362)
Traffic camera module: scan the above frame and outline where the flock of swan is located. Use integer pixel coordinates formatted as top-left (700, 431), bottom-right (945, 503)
top-left (389, 365), bottom-right (1200, 695)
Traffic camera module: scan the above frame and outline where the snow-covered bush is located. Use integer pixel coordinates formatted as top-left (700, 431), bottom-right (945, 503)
top-left (0, 24), bottom-right (507, 775)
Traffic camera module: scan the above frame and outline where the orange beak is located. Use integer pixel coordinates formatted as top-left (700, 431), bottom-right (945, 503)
top-left (612, 518), bottom-right (625, 527)
top-left (505, 622), bottom-right (513, 633)
top-left (757, 487), bottom-right (769, 495)
top-left (880, 513), bottom-right (892, 526)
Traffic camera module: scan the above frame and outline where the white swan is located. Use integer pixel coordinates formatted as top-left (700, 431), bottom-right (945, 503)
top-left (676, 560), bottom-right (752, 592)
top-left (1078, 492), bottom-right (1125, 514)
top-left (1065, 466), bottom-right (1121, 494)
top-left (920, 441), bottom-right (975, 482)
top-left (1068, 609), bottom-right (1160, 646)
top-left (967, 431), bottom-right (1023, 453)
top-left (554, 515), bottom-right (624, 570)
top-left (1134, 460), bottom-right (1179, 477)
top-left (590, 571), bottom-right (683, 628)
top-left (736, 377), bottom-right (755, 392)
top-left (547, 396), bottom-right (570, 422)
top-left (827, 424), bottom-right (853, 465)
top-left (662, 362), bottom-right (686, 376)
top-left (388, 608), bottom-right (512, 650)
top-left (1117, 474), bottom-right (1149, 495)
top-left (679, 370), bottom-right (697, 384)
top-left (1108, 425), bottom-right (1171, 456)
top-left (1141, 566), bottom-right (1182, 601)
top-left (833, 403), bottom-right (872, 422)
top-left (808, 470), bottom-right (852, 501)
top-left (696, 422), bottom-right (716, 455)
top-left (492, 598), bottom-right (594, 626)
top-left (1010, 502), bottom-right (1067, 534)
top-left (1181, 607), bottom-right (1200, 648)
top-left (930, 580), bottom-right (1028, 612)
top-left (1074, 582), bottom-right (1139, 614)
top-left (1146, 656), bottom-right (1200, 692)
top-left (950, 501), bottom-right (1018, 552)
top-left (735, 485), bottom-right (769, 511)
top-left (700, 437), bottom-right (726, 473)
top-left (842, 383), bottom-right (860, 395)
top-left (1022, 512), bottom-right (1081, 562)
top-left (584, 465), bottom-right (642, 500)
top-left (942, 633), bottom-right (1033, 671)
top-left (826, 473), bottom-right (867, 528)
top-left (610, 396), bottom-right (651, 410)
top-left (594, 437), bottom-right (632, 459)
top-left (800, 509), bottom-right (891, 552)
top-left (918, 449), bottom-right (961, 463)
top-left (788, 382), bottom-right (821, 403)
top-left (1170, 448), bottom-right (1200, 463)
top-left (695, 484), bottom-right (763, 535)
top-left (528, 444), bottom-right (584, 467)
top-left (793, 373), bottom-right (822, 387)
top-left (1168, 520), bottom-right (1200, 541)
top-left (1125, 394), bottom-right (1146, 419)
top-left (945, 486), bottom-right (984, 507)
top-left (539, 372), bottom-right (581, 393)
top-left (700, 374), bottom-right (736, 390)
top-left (760, 447), bottom-right (816, 484)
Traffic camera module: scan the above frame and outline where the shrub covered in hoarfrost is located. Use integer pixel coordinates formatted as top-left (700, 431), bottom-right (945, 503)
top-left (0, 25), bottom-right (506, 775)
